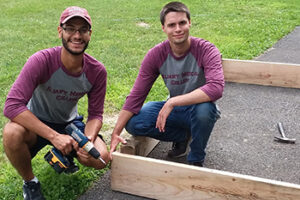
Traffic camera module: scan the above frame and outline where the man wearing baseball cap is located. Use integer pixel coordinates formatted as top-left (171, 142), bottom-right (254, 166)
top-left (3, 6), bottom-right (109, 200)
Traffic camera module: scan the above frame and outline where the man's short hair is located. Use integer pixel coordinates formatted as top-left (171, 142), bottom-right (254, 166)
top-left (160, 1), bottom-right (190, 25)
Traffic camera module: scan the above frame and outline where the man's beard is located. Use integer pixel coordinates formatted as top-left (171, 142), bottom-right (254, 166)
top-left (62, 38), bottom-right (89, 55)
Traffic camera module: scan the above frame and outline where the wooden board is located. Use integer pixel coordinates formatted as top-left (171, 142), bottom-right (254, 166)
top-left (119, 136), bottom-right (159, 156)
top-left (111, 152), bottom-right (300, 200)
top-left (112, 59), bottom-right (300, 199)
top-left (222, 59), bottom-right (300, 89)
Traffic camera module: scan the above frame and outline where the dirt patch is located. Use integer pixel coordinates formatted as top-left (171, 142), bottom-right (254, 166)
top-left (136, 22), bottom-right (150, 28)
top-left (101, 113), bottom-right (131, 144)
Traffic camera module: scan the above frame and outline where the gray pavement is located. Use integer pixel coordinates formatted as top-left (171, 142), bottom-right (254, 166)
top-left (78, 26), bottom-right (300, 200)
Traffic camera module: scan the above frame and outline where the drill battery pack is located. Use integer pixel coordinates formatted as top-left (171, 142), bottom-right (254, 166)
top-left (44, 148), bottom-right (70, 174)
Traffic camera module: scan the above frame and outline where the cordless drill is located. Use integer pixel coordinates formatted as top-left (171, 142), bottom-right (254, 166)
top-left (44, 123), bottom-right (106, 173)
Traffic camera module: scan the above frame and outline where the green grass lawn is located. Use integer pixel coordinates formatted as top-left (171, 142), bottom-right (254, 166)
top-left (1, 0), bottom-right (300, 199)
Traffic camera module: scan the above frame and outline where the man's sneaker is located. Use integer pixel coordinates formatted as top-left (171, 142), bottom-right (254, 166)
top-left (64, 156), bottom-right (79, 174)
top-left (23, 181), bottom-right (45, 200)
top-left (190, 161), bottom-right (204, 167)
top-left (167, 133), bottom-right (191, 158)
top-left (64, 163), bottom-right (79, 174)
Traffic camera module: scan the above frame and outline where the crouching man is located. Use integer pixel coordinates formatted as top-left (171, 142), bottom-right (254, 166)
top-left (3, 6), bottom-right (109, 200)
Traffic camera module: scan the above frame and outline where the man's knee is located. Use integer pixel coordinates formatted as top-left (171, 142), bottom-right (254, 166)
top-left (3, 122), bottom-right (37, 154)
top-left (125, 103), bottom-right (162, 135)
top-left (125, 116), bottom-right (155, 136)
top-left (77, 138), bottom-right (109, 170)
top-left (125, 117), bottom-right (139, 135)
top-left (193, 103), bottom-right (217, 123)
top-left (78, 153), bottom-right (109, 170)
top-left (3, 122), bottom-right (28, 150)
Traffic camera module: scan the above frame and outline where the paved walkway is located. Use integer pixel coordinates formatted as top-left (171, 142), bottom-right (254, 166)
top-left (78, 26), bottom-right (300, 200)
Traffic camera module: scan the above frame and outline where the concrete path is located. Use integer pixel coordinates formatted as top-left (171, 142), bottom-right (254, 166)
top-left (78, 26), bottom-right (300, 200)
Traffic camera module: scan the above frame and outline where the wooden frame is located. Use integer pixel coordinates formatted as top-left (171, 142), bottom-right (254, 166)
top-left (111, 59), bottom-right (300, 199)
top-left (120, 136), bottom-right (159, 156)
top-left (222, 59), bottom-right (300, 89)
top-left (111, 152), bottom-right (300, 200)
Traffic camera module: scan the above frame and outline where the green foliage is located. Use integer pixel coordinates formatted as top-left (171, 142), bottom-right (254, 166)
top-left (1, 0), bottom-right (300, 199)
top-left (0, 147), bottom-right (108, 200)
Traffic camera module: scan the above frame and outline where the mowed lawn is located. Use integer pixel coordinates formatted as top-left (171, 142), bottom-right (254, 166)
top-left (0, 0), bottom-right (300, 199)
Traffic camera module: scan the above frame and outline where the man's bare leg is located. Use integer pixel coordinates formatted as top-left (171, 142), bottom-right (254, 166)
top-left (3, 122), bottom-right (37, 181)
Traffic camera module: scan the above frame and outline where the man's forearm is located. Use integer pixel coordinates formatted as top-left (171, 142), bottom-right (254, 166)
top-left (85, 119), bottom-right (103, 142)
top-left (112, 110), bottom-right (134, 136)
top-left (12, 110), bottom-right (58, 142)
top-left (168, 88), bottom-right (211, 107)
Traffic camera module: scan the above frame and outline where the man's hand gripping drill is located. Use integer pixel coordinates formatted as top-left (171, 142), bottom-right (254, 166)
top-left (44, 123), bottom-right (106, 173)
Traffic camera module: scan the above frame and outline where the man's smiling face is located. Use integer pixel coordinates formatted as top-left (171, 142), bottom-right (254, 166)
top-left (59, 17), bottom-right (91, 55)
